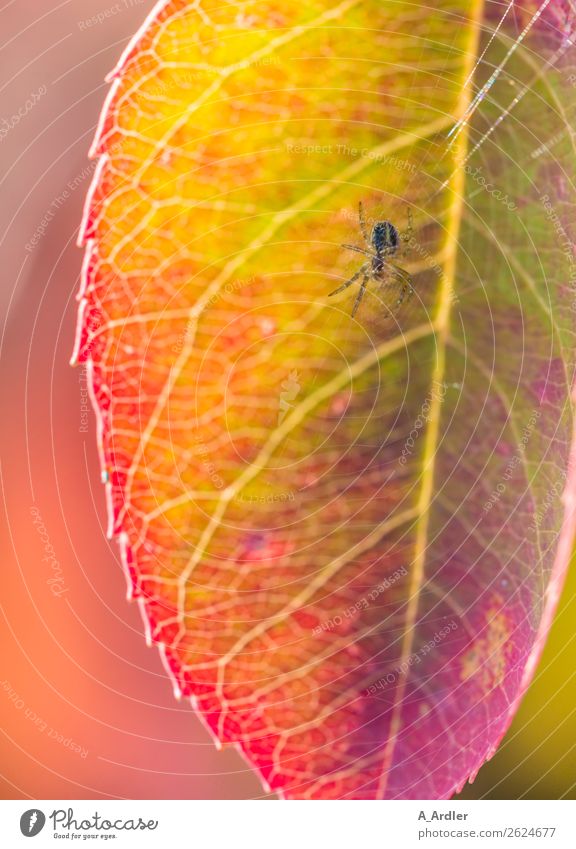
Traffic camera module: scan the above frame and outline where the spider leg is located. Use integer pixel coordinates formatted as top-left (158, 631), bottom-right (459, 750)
top-left (329, 264), bottom-right (368, 297)
top-left (352, 271), bottom-right (369, 317)
top-left (389, 261), bottom-right (413, 285)
top-left (399, 207), bottom-right (414, 258)
top-left (342, 243), bottom-right (373, 257)
top-left (358, 201), bottom-right (370, 245)
top-left (381, 265), bottom-right (409, 311)
top-left (402, 207), bottom-right (414, 242)
top-left (389, 262), bottom-right (415, 304)
top-left (396, 280), bottom-right (409, 308)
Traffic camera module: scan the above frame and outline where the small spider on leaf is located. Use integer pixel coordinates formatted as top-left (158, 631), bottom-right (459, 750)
top-left (330, 202), bottom-right (415, 317)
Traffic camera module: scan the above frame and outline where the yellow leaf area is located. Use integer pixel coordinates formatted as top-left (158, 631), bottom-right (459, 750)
top-left (76, 0), bottom-right (489, 798)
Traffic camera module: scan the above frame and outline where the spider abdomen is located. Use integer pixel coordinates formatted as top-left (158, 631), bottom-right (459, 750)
top-left (371, 221), bottom-right (399, 254)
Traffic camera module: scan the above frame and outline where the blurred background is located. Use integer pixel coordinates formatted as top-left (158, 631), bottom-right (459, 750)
top-left (0, 0), bottom-right (574, 800)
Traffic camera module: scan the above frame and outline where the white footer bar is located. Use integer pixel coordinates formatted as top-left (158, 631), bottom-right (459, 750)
top-left (1, 799), bottom-right (574, 848)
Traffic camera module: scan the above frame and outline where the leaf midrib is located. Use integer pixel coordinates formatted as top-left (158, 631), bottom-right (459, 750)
top-left (375, 0), bottom-right (486, 799)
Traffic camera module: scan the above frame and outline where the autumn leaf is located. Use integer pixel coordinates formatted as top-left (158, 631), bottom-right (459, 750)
top-left (73, 0), bottom-right (576, 798)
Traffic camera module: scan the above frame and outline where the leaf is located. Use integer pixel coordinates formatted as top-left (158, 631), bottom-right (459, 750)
top-left (73, 0), bottom-right (576, 799)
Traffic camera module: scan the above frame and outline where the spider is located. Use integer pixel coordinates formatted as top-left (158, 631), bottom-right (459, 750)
top-left (329, 202), bottom-right (415, 317)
